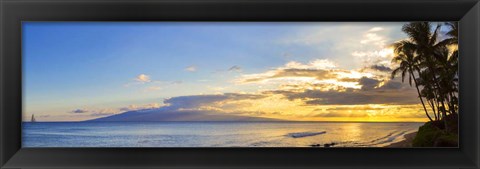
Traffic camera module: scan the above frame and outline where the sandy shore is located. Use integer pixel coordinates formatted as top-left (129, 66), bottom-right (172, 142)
top-left (385, 132), bottom-right (417, 148)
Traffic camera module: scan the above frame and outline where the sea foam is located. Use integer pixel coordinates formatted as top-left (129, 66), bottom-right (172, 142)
top-left (286, 131), bottom-right (326, 138)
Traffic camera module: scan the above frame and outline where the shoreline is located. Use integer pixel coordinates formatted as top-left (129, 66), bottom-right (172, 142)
top-left (385, 132), bottom-right (417, 148)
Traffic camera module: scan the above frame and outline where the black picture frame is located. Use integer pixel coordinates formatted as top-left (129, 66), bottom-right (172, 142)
top-left (1, 0), bottom-right (479, 168)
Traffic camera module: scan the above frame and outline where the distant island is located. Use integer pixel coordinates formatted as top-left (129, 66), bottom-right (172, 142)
top-left (88, 107), bottom-right (281, 122)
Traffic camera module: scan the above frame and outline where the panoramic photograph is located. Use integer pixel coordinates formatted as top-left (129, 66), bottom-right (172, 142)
top-left (22, 22), bottom-right (458, 147)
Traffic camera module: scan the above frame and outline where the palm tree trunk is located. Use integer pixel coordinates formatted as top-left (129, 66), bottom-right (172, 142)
top-left (411, 71), bottom-right (433, 122)
top-left (428, 100), bottom-right (437, 120)
top-left (443, 87), bottom-right (454, 115)
top-left (436, 96), bottom-right (449, 131)
top-left (427, 62), bottom-right (449, 131)
top-left (448, 91), bottom-right (457, 114)
top-left (434, 98), bottom-right (441, 120)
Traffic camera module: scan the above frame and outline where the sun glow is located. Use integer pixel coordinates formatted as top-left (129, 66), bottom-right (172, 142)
top-left (24, 23), bottom-right (431, 123)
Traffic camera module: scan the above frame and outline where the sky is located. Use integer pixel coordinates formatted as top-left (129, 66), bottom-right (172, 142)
top-left (23, 22), bottom-right (429, 122)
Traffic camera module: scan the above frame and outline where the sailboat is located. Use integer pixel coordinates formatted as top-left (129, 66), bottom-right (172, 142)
top-left (31, 114), bottom-right (36, 122)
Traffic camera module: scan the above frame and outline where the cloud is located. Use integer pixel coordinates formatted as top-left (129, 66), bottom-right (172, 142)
top-left (235, 59), bottom-right (381, 91)
top-left (67, 108), bottom-right (124, 119)
top-left (378, 80), bottom-right (403, 90)
top-left (84, 85), bottom-right (422, 121)
top-left (160, 81), bottom-right (416, 114)
top-left (266, 74), bottom-right (416, 106)
top-left (285, 59), bottom-right (337, 69)
top-left (185, 65), bottom-right (197, 72)
top-left (231, 56), bottom-right (417, 108)
top-left (369, 64), bottom-right (392, 72)
top-left (119, 103), bottom-right (162, 112)
top-left (236, 59), bottom-right (343, 84)
top-left (85, 108), bottom-right (120, 117)
top-left (324, 106), bottom-right (384, 111)
top-left (368, 27), bottom-right (384, 32)
top-left (279, 87), bottom-right (417, 105)
top-left (164, 93), bottom-right (266, 110)
top-left (91, 112), bottom-right (115, 117)
top-left (68, 103), bottom-right (164, 119)
top-left (238, 68), bottom-right (336, 84)
top-left (351, 48), bottom-right (395, 68)
top-left (135, 74), bottom-right (151, 83)
top-left (228, 65), bottom-right (242, 72)
top-left (360, 32), bottom-right (387, 47)
top-left (338, 78), bottom-right (359, 82)
top-left (312, 111), bottom-right (369, 118)
top-left (164, 95), bottom-right (229, 109)
top-left (358, 77), bottom-right (381, 90)
top-left (124, 74), bottom-right (155, 87)
top-left (278, 23), bottom-right (404, 69)
top-left (70, 109), bottom-right (89, 114)
top-left (88, 93), bottom-right (274, 120)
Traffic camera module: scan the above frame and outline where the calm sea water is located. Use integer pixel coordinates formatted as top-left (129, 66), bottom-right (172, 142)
top-left (22, 122), bottom-right (422, 147)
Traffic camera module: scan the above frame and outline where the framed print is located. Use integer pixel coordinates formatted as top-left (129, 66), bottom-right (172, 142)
top-left (1, 0), bottom-right (479, 168)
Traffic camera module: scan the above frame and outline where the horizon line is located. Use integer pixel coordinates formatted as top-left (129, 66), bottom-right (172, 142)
top-left (22, 120), bottom-right (426, 123)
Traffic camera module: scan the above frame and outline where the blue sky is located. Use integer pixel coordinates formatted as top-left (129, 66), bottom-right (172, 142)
top-left (24, 23), bottom-right (313, 111)
top-left (23, 22), bottom-right (433, 122)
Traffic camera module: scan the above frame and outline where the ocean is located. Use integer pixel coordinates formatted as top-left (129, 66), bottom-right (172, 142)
top-left (22, 122), bottom-right (423, 147)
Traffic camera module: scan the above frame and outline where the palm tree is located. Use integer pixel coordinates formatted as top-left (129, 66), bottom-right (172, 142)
top-left (435, 46), bottom-right (459, 115)
top-left (416, 70), bottom-right (440, 120)
top-left (439, 22), bottom-right (459, 115)
top-left (445, 22), bottom-right (459, 111)
top-left (438, 22), bottom-right (458, 46)
top-left (400, 22), bottom-right (449, 121)
top-left (391, 43), bottom-right (433, 122)
top-left (393, 22), bottom-right (459, 132)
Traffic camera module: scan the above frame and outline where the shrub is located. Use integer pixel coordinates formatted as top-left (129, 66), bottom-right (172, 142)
top-left (412, 115), bottom-right (458, 147)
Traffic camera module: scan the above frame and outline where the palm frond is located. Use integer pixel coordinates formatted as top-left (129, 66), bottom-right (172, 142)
top-left (391, 67), bottom-right (402, 79)
top-left (429, 24), bottom-right (442, 46)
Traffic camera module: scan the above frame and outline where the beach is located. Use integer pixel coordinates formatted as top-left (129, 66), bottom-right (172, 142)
top-left (386, 132), bottom-right (417, 148)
